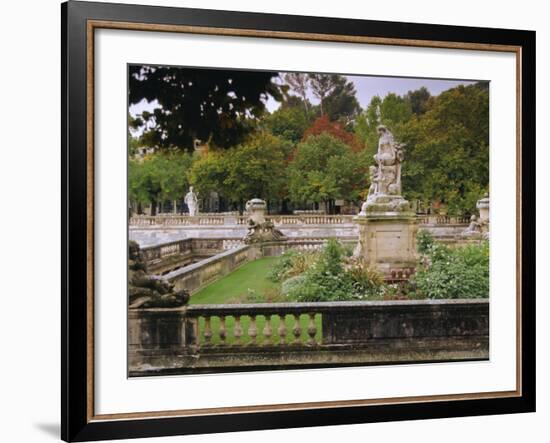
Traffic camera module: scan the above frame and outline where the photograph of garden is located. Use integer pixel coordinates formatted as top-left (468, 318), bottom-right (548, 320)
top-left (127, 65), bottom-right (490, 376)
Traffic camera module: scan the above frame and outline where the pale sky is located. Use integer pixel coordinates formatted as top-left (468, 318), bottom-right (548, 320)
top-left (129, 72), bottom-right (479, 120)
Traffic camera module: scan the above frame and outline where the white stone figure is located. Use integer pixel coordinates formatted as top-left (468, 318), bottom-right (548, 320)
top-left (463, 215), bottom-right (482, 235)
top-left (184, 186), bottom-right (199, 216)
top-left (357, 125), bottom-right (409, 215)
top-left (373, 125), bottom-right (405, 196)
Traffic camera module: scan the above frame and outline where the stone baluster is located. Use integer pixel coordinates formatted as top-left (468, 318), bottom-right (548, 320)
top-left (248, 315), bottom-right (258, 345)
top-left (292, 314), bottom-right (302, 345)
top-left (203, 316), bottom-right (213, 346)
top-left (278, 315), bottom-right (287, 345)
top-left (263, 315), bottom-right (273, 345)
top-left (307, 313), bottom-right (317, 345)
top-left (233, 315), bottom-right (243, 345)
top-left (219, 316), bottom-right (227, 345)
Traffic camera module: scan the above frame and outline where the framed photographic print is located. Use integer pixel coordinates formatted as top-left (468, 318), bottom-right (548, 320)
top-left (61, 1), bottom-right (535, 441)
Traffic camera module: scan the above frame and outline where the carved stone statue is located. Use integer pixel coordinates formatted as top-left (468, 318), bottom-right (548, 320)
top-left (373, 125), bottom-right (405, 196)
top-left (184, 186), bottom-right (199, 216)
top-left (354, 124), bottom-right (417, 276)
top-left (462, 194), bottom-right (490, 238)
top-left (359, 125), bottom-right (410, 214)
top-left (243, 198), bottom-right (285, 244)
top-left (463, 215), bottom-right (482, 235)
top-left (128, 241), bottom-right (189, 309)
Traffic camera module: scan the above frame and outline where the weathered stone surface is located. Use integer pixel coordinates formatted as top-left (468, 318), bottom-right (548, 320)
top-left (354, 125), bottom-right (418, 275)
top-left (128, 300), bottom-right (489, 375)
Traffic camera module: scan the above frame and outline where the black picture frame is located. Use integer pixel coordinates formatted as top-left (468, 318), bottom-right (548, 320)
top-left (61, 1), bottom-right (536, 441)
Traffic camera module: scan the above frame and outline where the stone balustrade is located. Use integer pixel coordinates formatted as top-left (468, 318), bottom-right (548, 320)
top-left (140, 238), bottom-right (194, 268)
top-left (131, 213), bottom-right (471, 228)
top-left (128, 299), bottom-right (489, 375)
top-left (130, 214), bottom-right (357, 227)
top-left (141, 238), bottom-right (242, 274)
top-left (417, 214), bottom-right (471, 225)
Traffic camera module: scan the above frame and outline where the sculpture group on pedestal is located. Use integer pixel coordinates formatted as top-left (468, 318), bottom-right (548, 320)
top-left (463, 194), bottom-right (490, 238)
top-left (354, 124), bottom-right (418, 276)
top-left (243, 198), bottom-right (285, 244)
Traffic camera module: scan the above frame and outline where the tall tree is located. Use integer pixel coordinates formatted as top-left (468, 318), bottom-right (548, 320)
top-left (401, 84), bottom-right (489, 214)
top-left (288, 133), bottom-right (368, 210)
top-left (322, 75), bottom-right (361, 125)
top-left (263, 105), bottom-right (310, 144)
top-left (129, 65), bottom-right (284, 150)
top-left (405, 87), bottom-right (431, 116)
top-left (308, 73), bottom-right (338, 115)
top-left (222, 132), bottom-right (291, 208)
top-left (128, 151), bottom-right (195, 215)
top-left (283, 73), bottom-right (310, 116)
top-left (189, 133), bottom-right (291, 211)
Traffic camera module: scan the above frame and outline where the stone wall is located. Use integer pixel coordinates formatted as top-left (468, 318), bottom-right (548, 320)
top-left (128, 299), bottom-right (489, 375)
top-left (162, 245), bottom-right (258, 295)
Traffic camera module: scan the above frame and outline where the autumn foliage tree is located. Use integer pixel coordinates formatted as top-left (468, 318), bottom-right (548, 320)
top-left (303, 115), bottom-right (363, 152)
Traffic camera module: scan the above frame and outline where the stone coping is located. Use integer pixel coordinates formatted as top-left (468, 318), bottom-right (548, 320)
top-left (161, 244), bottom-right (250, 280)
top-left (130, 299), bottom-right (489, 314)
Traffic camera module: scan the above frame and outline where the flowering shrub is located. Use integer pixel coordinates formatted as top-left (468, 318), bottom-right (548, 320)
top-left (414, 240), bottom-right (489, 299)
top-left (283, 239), bottom-right (387, 302)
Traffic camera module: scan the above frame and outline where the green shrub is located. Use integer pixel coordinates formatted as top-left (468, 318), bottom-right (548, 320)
top-left (416, 229), bottom-right (435, 255)
top-left (282, 239), bottom-right (384, 302)
top-left (346, 262), bottom-right (386, 299)
top-left (287, 239), bottom-right (363, 302)
top-left (268, 249), bottom-right (319, 282)
top-left (281, 275), bottom-right (307, 296)
top-left (414, 240), bottom-right (489, 299)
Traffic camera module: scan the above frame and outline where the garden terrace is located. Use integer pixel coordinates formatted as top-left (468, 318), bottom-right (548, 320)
top-left (130, 214), bottom-right (470, 247)
top-left (128, 299), bottom-right (489, 375)
top-left (156, 238), bottom-right (357, 295)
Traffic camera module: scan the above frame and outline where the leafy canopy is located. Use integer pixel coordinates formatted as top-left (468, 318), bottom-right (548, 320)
top-left (129, 65), bottom-right (284, 150)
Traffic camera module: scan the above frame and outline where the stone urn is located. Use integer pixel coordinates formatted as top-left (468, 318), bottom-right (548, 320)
top-left (476, 194), bottom-right (490, 224)
top-left (245, 198), bottom-right (267, 224)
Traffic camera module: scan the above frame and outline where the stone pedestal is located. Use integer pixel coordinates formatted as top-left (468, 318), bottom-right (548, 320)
top-left (354, 196), bottom-right (418, 278)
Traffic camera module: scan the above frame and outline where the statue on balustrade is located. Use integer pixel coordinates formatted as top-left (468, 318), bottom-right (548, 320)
top-left (184, 186), bottom-right (199, 216)
top-left (463, 215), bottom-right (482, 235)
top-left (128, 241), bottom-right (189, 309)
top-left (243, 198), bottom-right (286, 244)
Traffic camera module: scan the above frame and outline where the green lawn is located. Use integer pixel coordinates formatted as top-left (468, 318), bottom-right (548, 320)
top-left (190, 257), bottom-right (280, 304)
top-left (189, 257), bottom-right (322, 345)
